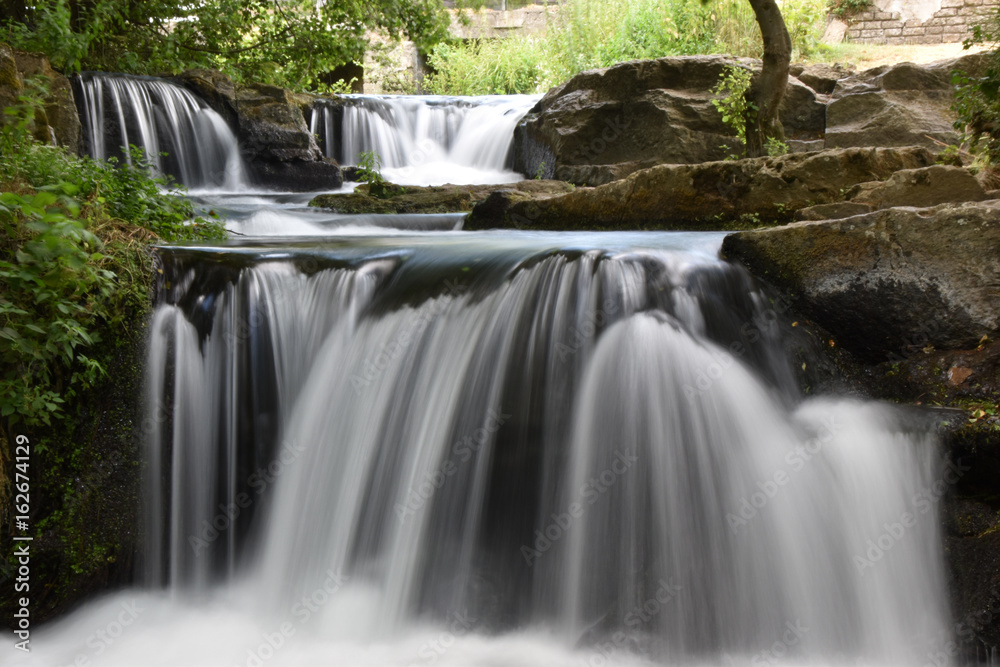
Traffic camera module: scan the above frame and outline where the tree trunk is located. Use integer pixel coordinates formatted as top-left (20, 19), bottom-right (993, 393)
top-left (745, 0), bottom-right (792, 157)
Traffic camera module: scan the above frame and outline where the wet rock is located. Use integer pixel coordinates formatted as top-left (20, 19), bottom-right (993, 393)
top-left (248, 158), bottom-right (343, 192)
top-left (722, 201), bottom-right (1000, 361)
top-left (174, 68), bottom-right (238, 128)
top-left (175, 69), bottom-right (335, 191)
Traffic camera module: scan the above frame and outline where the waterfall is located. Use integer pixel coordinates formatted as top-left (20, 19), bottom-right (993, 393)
top-left (3, 232), bottom-right (945, 666)
top-left (75, 72), bottom-right (247, 190)
top-left (310, 95), bottom-right (539, 185)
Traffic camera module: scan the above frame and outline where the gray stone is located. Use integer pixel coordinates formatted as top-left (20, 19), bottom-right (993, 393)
top-left (795, 201), bottom-right (873, 220)
top-left (848, 165), bottom-right (987, 208)
top-left (722, 200), bottom-right (1000, 359)
top-left (495, 147), bottom-right (935, 230)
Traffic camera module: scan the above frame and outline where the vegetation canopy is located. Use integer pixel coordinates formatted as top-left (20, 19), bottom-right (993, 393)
top-left (1, 0), bottom-right (459, 90)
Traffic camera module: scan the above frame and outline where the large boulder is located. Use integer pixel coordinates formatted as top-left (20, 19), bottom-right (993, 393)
top-left (13, 50), bottom-right (81, 153)
top-left (175, 70), bottom-right (339, 191)
top-left (486, 147), bottom-right (934, 231)
top-left (721, 201), bottom-right (1000, 361)
top-left (825, 55), bottom-right (985, 151)
top-left (513, 56), bottom-right (826, 186)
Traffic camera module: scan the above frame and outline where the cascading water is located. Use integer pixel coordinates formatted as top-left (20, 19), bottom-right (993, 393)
top-left (8, 232), bottom-right (954, 667)
top-left (75, 72), bottom-right (247, 190)
top-left (7, 74), bottom-right (963, 667)
top-left (310, 95), bottom-right (539, 185)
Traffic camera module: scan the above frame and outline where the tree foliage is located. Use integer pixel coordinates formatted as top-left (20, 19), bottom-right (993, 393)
top-left (954, 9), bottom-right (1000, 165)
top-left (2, 0), bottom-right (455, 90)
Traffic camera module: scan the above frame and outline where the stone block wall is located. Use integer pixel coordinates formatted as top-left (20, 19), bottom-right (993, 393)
top-left (844, 0), bottom-right (1000, 44)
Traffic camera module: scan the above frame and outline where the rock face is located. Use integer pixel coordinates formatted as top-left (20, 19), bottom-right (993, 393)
top-left (514, 55), bottom-right (982, 187)
top-left (175, 70), bottom-right (340, 191)
top-left (0, 43), bottom-right (23, 117)
top-left (513, 56), bottom-right (826, 186)
top-left (825, 57), bottom-right (982, 151)
top-left (492, 147), bottom-right (934, 231)
top-left (0, 44), bottom-right (81, 153)
top-left (722, 201), bottom-right (1000, 361)
top-left (13, 51), bottom-right (81, 153)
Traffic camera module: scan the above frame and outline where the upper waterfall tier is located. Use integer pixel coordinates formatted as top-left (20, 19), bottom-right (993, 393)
top-left (74, 72), bottom-right (247, 190)
top-left (310, 95), bottom-right (539, 185)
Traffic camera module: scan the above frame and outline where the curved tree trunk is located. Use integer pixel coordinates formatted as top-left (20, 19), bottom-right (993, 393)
top-left (745, 0), bottom-right (792, 157)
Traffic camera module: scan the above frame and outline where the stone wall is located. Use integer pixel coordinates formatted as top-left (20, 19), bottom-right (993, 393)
top-left (844, 0), bottom-right (999, 44)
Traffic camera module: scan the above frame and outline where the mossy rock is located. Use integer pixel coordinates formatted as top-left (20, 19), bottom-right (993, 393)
top-left (310, 180), bottom-right (574, 216)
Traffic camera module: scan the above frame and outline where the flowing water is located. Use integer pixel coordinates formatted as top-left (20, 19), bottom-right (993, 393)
top-left (309, 95), bottom-right (538, 185)
top-left (4, 76), bottom-right (961, 667)
top-left (75, 72), bottom-right (247, 190)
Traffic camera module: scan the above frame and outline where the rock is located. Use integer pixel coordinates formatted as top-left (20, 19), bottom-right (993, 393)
top-left (175, 69), bottom-right (335, 191)
top-left (174, 68), bottom-right (238, 128)
top-left (0, 43), bottom-right (22, 117)
top-left (342, 166), bottom-right (364, 182)
top-left (12, 50), bottom-right (81, 153)
top-left (466, 180), bottom-right (577, 228)
top-left (498, 147), bottom-right (934, 231)
top-left (310, 180), bottom-right (573, 216)
top-left (869, 340), bottom-right (1000, 403)
top-left (794, 201), bottom-right (872, 221)
top-left (789, 63), bottom-right (853, 95)
top-left (235, 83), bottom-right (322, 162)
top-left (826, 59), bottom-right (973, 150)
top-left (821, 17), bottom-right (849, 44)
top-left (312, 186), bottom-right (472, 214)
top-left (847, 165), bottom-right (987, 209)
top-left (248, 158), bottom-right (343, 192)
top-left (514, 56), bottom-right (825, 186)
top-left (722, 201), bottom-right (1000, 361)
top-left (788, 139), bottom-right (825, 153)
top-left (553, 159), bottom-right (662, 188)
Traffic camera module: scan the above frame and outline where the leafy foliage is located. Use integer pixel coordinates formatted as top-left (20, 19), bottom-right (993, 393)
top-left (357, 151), bottom-right (385, 187)
top-left (0, 79), bottom-right (223, 430)
top-left (712, 65), bottom-right (757, 153)
top-left (828, 0), bottom-right (872, 19)
top-left (424, 0), bottom-right (827, 95)
top-left (953, 12), bottom-right (1000, 166)
top-left (2, 0), bottom-right (457, 90)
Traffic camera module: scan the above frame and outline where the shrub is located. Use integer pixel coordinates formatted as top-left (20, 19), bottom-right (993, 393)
top-left (953, 11), bottom-right (1000, 166)
top-left (423, 0), bottom-right (829, 96)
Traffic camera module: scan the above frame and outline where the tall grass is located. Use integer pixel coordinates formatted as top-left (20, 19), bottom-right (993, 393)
top-left (423, 0), bottom-right (827, 95)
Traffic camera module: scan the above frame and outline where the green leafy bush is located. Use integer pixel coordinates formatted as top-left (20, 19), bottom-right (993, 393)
top-left (829, 0), bottom-right (872, 19)
top-left (953, 12), bottom-right (1000, 166)
top-left (424, 0), bottom-right (829, 96)
top-left (712, 65), bottom-right (756, 153)
top-left (2, 0), bottom-right (457, 91)
top-left (0, 81), bottom-right (224, 430)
